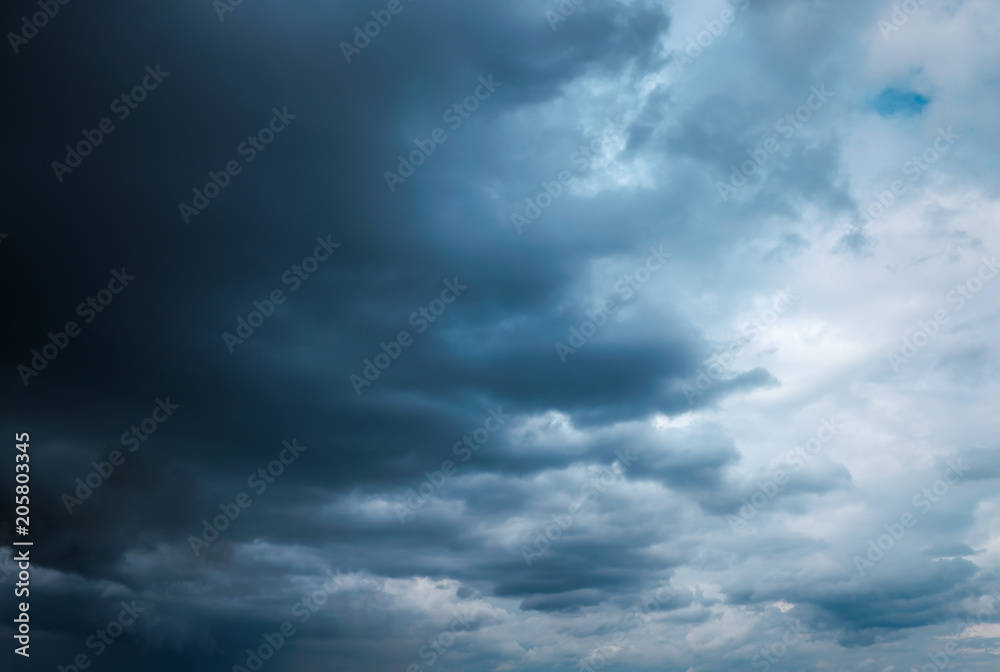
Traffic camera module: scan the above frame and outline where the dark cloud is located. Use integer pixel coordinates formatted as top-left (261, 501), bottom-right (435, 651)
top-left (3, 0), bottom-right (999, 670)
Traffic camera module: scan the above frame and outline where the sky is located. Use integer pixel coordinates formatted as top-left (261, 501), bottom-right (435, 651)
top-left (2, 0), bottom-right (1000, 671)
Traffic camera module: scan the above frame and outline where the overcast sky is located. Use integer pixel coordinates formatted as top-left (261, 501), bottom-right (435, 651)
top-left (2, 0), bottom-right (1000, 671)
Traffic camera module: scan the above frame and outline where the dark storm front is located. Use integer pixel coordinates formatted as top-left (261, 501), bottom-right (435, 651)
top-left (382, 75), bottom-right (501, 193)
top-left (50, 66), bottom-right (170, 183)
top-left (7, 0), bottom-right (73, 54)
top-left (56, 601), bottom-right (148, 672)
top-left (60, 398), bottom-right (180, 515)
top-left (16, 269), bottom-right (137, 387)
top-left (349, 278), bottom-right (468, 395)
top-left (177, 107), bottom-right (298, 225)
top-left (222, 236), bottom-right (340, 354)
top-left (187, 439), bottom-right (308, 557)
top-left (228, 573), bottom-right (347, 672)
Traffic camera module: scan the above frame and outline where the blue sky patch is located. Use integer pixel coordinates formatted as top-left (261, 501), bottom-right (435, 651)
top-left (871, 88), bottom-right (931, 117)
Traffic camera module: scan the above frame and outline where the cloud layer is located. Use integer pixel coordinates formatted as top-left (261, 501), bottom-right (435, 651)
top-left (2, 0), bottom-right (1000, 671)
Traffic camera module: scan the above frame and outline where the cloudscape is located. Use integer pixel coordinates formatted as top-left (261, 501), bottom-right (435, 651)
top-left (2, 0), bottom-right (1000, 671)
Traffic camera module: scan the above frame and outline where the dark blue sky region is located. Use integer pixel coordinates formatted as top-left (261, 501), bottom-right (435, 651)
top-left (2, 1), bottom-right (1000, 671)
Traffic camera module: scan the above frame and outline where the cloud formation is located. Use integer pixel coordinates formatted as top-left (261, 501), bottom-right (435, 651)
top-left (2, 0), bottom-right (1000, 670)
